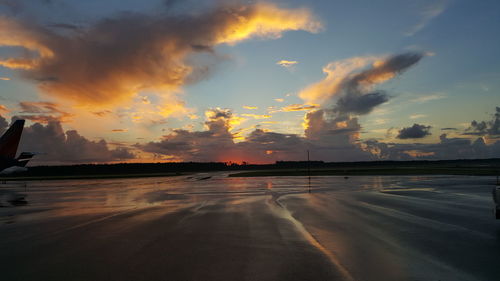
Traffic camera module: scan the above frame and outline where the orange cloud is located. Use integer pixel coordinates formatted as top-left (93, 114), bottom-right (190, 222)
top-left (299, 53), bottom-right (424, 115)
top-left (0, 58), bottom-right (38, 69)
top-left (0, 76), bottom-right (10, 80)
top-left (215, 3), bottom-right (322, 45)
top-left (157, 100), bottom-right (194, 118)
top-left (0, 3), bottom-right (321, 112)
top-left (299, 56), bottom-right (377, 104)
top-left (274, 98), bottom-right (285, 102)
top-left (0, 104), bottom-right (8, 114)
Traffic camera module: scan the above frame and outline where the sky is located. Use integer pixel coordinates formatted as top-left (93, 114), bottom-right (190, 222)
top-left (0, 0), bottom-right (499, 164)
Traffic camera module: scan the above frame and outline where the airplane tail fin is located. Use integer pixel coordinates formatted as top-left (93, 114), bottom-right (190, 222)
top-left (0, 119), bottom-right (25, 160)
top-left (16, 152), bottom-right (35, 167)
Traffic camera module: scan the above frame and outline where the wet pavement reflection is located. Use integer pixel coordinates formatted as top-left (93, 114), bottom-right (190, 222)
top-left (0, 174), bottom-right (499, 281)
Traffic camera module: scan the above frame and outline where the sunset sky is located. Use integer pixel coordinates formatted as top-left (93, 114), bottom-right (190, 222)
top-left (1, 0), bottom-right (499, 164)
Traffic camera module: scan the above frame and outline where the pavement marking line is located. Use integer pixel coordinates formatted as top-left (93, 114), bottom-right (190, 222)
top-left (266, 192), bottom-right (355, 281)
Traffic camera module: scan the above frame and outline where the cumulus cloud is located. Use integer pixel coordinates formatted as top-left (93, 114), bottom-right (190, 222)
top-left (139, 108), bottom-right (373, 163)
top-left (140, 108), bottom-right (236, 162)
top-left (16, 119), bottom-right (135, 164)
top-left (137, 53), bottom-right (425, 163)
top-left (465, 107), bottom-right (500, 136)
top-left (365, 134), bottom-right (500, 160)
top-left (0, 2), bottom-right (321, 110)
top-left (299, 52), bottom-right (424, 115)
top-left (396, 123), bottom-right (432, 139)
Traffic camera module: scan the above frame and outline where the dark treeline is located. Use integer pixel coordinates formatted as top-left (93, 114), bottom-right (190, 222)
top-left (4, 158), bottom-right (500, 178)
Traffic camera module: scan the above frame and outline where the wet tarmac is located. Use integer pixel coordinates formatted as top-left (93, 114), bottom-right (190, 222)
top-left (0, 174), bottom-right (499, 281)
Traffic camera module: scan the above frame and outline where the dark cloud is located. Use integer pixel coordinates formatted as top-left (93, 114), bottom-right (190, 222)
top-left (0, 0), bottom-right (22, 14)
top-left (347, 53), bottom-right (423, 93)
top-left (139, 108), bottom-right (373, 163)
top-left (465, 107), bottom-right (500, 136)
top-left (140, 108), bottom-right (235, 162)
top-left (365, 134), bottom-right (500, 160)
top-left (335, 91), bottom-right (389, 115)
top-left (17, 120), bottom-right (135, 164)
top-left (0, 0), bottom-right (55, 16)
top-left (301, 52), bottom-right (424, 116)
top-left (441, 127), bottom-right (457, 131)
top-left (48, 23), bottom-right (80, 31)
top-left (361, 108), bottom-right (500, 161)
top-left (334, 52), bottom-right (423, 115)
top-left (397, 123), bottom-right (432, 139)
top-left (14, 101), bottom-right (72, 123)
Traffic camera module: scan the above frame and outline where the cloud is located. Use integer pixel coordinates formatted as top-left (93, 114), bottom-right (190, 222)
top-left (275, 103), bottom-right (318, 112)
top-left (396, 123), bottom-right (432, 139)
top-left (138, 107), bottom-right (373, 163)
top-left (0, 3), bottom-right (320, 110)
top-left (410, 114), bottom-right (426, 119)
top-left (465, 107), bottom-right (500, 136)
top-left (14, 101), bottom-right (73, 123)
top-left (0, 104), bottom-right (8, 114)
top-left (243, 105), bottom-right (258, 110)
top-left (441, 127), bottom-right (457, 131)
top-left (335, 91), bottom-right (389, 115)
top-left (140, 108), bottom-right (236, 162)
top-left (299, 52), bottom-right (424, 115)
top-left (405, 0), bottom-right (448, 36)
top-left (410, 93), bottom-right (446, 103)
top-left (0, 76), bottom-right (9, 80)
top-left (365, 134), bottom-right (500, 160)
top-left (16, 119), bottom-right (135, 164)
top-left (274, 98), bottom-right (285, 102)
top-left (111, 129), bottom-right (128, 133)
top-left (241, 113), bottom-right (271, 119)
top-left (92, 110), bottom-right (113, 117)
top-left (137, 53), bottom-right (425, 163)
top-left (277, 59), bottom-right (298, 68)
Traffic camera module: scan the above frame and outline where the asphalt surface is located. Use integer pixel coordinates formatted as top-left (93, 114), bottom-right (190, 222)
top-left (1, 174), bottom-right (499, 281)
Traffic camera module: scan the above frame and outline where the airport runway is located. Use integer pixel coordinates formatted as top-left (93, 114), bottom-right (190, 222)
top-left (1, 174), bottom-right (499, 281)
